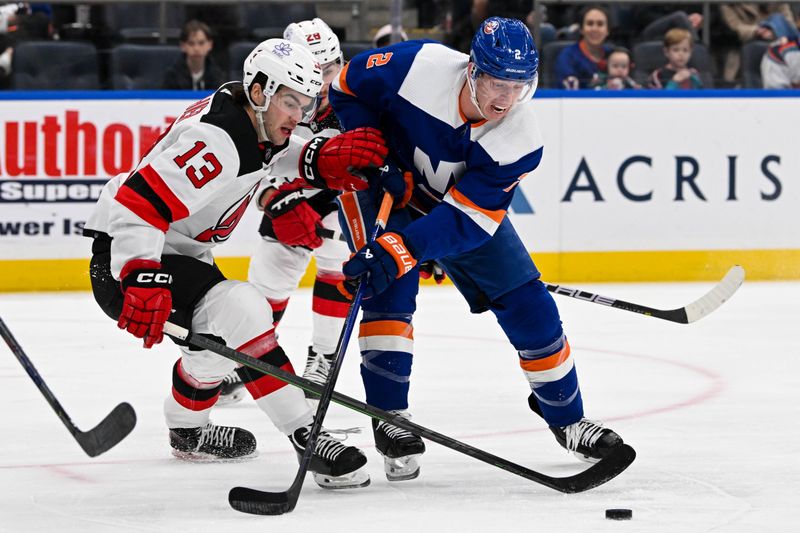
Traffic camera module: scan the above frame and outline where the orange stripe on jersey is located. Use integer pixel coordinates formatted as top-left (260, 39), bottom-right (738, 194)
top-left (448, 188), bottom-right (505, 224)
top-left (519, 341), bottom-right (571, 372)
top-left (457, 95), bottom-right (487, 128)
top-left (337, 62), bottom-right (355, 96)
top-left (338, 191), bottom-right (367, 249)
top-left (139, 164), bottom-right (190, 222)
top-left (359, 320), bottom-right (414, 339)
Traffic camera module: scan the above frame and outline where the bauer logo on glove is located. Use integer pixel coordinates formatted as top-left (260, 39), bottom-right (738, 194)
top-left (341, 231), bottom-right (418, 298)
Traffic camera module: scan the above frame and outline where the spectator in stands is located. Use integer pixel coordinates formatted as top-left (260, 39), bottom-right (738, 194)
top-left (0, 2), bottom-right (51, 85)
top-left (648, 27), bottom-right (703, 89)
top-left (162, 20), bottom-right (223, 91)
top-left (554, 5), bottom-right (614, 89)
top-left (761, 36), bottom-right (800, 88)
top-left (373, 23), bottom-right (408, 48)
top-left (719, 3), bottom-right (796, 84)
top-left (590, 47), bottom-right (640, 89)
top-left (631, 4), bottom-right (704, 43)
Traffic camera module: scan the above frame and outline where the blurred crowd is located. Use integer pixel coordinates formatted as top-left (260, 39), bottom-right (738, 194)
top-left (2, 1), bottom-right (799, 90)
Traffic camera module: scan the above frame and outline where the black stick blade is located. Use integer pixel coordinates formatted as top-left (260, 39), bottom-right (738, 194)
top-left (228, 486), bottom-right (298, 515)
top-left (74, 402), bottom-right (137, 457)
top-left (558, 444), bottom-right (636, 493)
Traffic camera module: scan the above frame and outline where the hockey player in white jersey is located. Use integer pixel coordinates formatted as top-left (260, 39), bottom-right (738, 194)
top-left (219, 18), bottom-right (352, 406)
top-left (83, 39), bottom-right (388, 489)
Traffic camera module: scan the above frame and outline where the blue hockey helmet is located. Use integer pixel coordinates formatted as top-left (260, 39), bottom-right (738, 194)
top-left (470, 17), bottom-right (539, 84)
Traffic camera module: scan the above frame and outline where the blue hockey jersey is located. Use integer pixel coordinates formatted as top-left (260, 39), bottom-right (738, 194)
top-left (330, 40), bottom-right (544, 262)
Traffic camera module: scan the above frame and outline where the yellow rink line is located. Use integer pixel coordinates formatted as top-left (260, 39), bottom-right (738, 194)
top-left (0, 249), bottom-right (797, 292)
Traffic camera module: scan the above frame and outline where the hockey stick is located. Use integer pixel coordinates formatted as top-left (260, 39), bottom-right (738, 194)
top-left (0, 316), bottom-right (136, 457)
top-left (228, 192), bottom-right (395, 515)
top-left (316, 231), bottom-right (743, 324)
top-left (164, 321), bottom-right (636, 498)
top-left (316, 225), bottom-right (347, 242)
top-left (544, 265), bottom-right (745, 324)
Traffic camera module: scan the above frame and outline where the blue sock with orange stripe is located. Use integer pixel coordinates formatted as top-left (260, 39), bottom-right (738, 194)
top-left (358, 313), bottom-right (414, 411)
top-left (491, 279), bottom-right (584, 428)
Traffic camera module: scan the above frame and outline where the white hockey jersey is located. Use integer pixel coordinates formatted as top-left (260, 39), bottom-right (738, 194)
top-left (85, 83), bottom-right (304, 278)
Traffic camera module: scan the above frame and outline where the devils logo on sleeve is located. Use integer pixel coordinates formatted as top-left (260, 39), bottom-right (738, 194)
top-left (194, 184), bottom-right (259, 243)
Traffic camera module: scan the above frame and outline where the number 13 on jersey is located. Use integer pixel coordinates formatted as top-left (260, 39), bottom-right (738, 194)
top-left (173, 140), bottom-right (222, 188)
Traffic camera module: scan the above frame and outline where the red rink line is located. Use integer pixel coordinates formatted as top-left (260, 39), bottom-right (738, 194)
top-left (0, 339), bottom-right (723, 472)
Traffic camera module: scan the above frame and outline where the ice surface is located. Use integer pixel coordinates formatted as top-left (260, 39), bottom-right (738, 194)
top-left (0, 281), bottom-right (797, 532)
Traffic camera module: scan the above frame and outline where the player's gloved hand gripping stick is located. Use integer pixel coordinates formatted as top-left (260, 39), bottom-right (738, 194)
top-left (229, 191), bottom-right (394, 515)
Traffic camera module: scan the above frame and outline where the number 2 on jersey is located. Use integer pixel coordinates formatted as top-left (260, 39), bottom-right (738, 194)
top-left (366, 52), bottom-right (393, 69)
top-left (173, 140), bottom-right (222, 188)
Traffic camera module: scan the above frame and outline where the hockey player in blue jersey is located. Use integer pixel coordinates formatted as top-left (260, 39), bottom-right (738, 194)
top-left (308, 17), bottom-right (626, 481)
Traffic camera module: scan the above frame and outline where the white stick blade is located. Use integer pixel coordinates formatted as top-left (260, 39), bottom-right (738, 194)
top-left (683, 265), bottom-right (746, 323)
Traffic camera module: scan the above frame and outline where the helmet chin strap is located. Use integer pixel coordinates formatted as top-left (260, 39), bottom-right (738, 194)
top-left (246, 88), bottom-right (272, 143)
top-left (466, 64), bottom-right (488, 120)
top-left (254, 109), bottom-right (269, 142)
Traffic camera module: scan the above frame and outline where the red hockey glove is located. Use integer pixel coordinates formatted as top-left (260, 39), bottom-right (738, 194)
top-left (300, 127), bottom-right (388, 191)
top-left (118, 259), bottom-right (172, 349)
top-left (419, 260), bottom-right (446, 284)
top-left (341, 232), bottom-right (417, 298)
top-left (264, 181), bottom-right (323, 248)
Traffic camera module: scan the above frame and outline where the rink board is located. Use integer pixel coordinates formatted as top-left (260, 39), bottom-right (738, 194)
top-left (1, 89), bottom-right (799, 291)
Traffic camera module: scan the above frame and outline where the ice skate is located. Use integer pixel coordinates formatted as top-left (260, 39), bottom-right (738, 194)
top-left (550, 418), bottom-right (623, 463)
top-left (301, 347), bottom-right (334, 403)
top-left (217, 371), bottom-right (245, 406)
top-left (289, 424), bottom-right (370, 490)
top-left (373, 410), bottom-right (426, 481)
top-left (169, 422), bottom-right (257, 461)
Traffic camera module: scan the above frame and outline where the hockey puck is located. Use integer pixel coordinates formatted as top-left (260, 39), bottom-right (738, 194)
top-left (605, 509), bottom-right (632, 520)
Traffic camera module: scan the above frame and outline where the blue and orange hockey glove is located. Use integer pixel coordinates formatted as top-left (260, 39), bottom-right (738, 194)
top-left (341, 232), bottom-right (417, 298)
top-left (365, 159), bottom-right (414, 208)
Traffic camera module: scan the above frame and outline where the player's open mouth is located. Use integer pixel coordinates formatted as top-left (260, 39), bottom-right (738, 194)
top-left (281, 127), bottom-right (293, 135)
top-left (491, 105), bottom-right (507, 113)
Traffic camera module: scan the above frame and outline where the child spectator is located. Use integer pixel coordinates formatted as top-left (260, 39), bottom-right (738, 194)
top-left (162, 20), bottom-right (223, 90)
top-left (554, 5), bottom-right (614, 89)
top-left (648, 27), bottom-right (703, 89)
top-left (590, 47), bottom-right (640, 89)
top-left (761, 36), bottom-right (800, 88)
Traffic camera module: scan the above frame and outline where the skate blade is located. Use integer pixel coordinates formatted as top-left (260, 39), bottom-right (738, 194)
top-left (382, 453), bottom-right (422, 481)
top-left (572, 451), bottom-right (600, 464)
top-left (216, 391), bottom-right (246, 406)
top-left (171, 449), bottom-right (259, 463)
top-left (312, 468), bottom-right (371, 490)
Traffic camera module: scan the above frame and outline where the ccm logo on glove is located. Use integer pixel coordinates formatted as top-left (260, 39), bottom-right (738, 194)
top-left (118, 259), bottom-right (173, 349)
top-left (135, 272), bottom-right (172, 284)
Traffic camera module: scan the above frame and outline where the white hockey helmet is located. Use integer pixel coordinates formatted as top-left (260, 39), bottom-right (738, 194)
top-left (242, 39), bottom-right (323, 139)
top-left (283, 18), bottom-right (342, 66)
